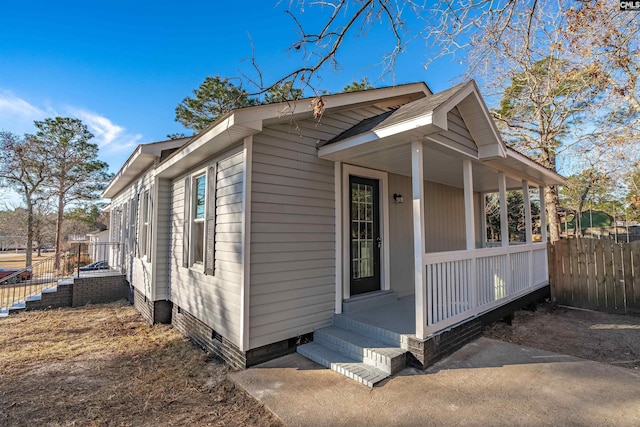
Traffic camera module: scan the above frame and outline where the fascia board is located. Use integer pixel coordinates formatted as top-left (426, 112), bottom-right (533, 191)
top-left (318, 114), bottom-right (439, 159)
top-left (507, 150), bottom-right (568, 185)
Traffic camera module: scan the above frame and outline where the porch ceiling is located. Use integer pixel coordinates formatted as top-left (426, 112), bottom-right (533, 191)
top-left (339, 141), bottom-right (524, 192)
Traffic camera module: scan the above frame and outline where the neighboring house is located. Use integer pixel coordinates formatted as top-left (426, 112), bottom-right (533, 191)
top-left (87, 229), bottom-right (110, 263)
top-left (103, 81), bottom-right (565, 386)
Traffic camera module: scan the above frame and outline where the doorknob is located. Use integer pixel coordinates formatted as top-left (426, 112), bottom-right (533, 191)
top-left (376, 237), bottom-right (382, 248)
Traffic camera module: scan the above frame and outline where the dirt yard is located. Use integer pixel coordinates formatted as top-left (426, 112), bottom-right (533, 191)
top-left (0, 302), bottom-right (282, 427)
top-left (3, 299), bottom-right (638, 426)
top-left (483, 302), bottom-right (640, 370)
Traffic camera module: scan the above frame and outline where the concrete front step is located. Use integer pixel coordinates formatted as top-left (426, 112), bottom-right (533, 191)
top-left (297, 342), bottom-right (390, 387)
top-left (333, 313), bottom-right (407, 349)
top-left (314, 325), bottom-right (406, 374)
top-left (1, 280), bottom-right (66, 318)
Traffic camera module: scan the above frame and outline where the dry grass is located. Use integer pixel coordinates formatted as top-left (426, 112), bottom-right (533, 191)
top-left (484, 302), bottom-right (640, 370)
top-left (0, 254), bottom-right (50, 269)
top-left (0, 302), bottom-right (283, 426)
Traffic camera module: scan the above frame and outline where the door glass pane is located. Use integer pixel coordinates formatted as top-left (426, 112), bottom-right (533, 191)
top-left (351, 181), bottom-right (375, 279)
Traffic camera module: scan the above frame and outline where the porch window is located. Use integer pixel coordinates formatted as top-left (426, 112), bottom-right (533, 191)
top-left (191, 173), bottom-right (206, 266)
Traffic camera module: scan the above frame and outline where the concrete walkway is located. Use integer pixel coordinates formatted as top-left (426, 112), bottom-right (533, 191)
top-left (230, 338), bottom-right (640, 426)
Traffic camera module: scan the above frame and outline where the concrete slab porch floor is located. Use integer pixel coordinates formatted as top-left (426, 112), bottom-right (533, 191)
top-left (230, 338), bottom-right (640, 427)
top-left (344, 294), bottom-right (416, 336)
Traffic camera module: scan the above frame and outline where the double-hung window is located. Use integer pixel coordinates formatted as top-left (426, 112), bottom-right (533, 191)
top-left (140, 190), bottom-right (150, 257)
top-left (191, 173), bottom-right (206, 266)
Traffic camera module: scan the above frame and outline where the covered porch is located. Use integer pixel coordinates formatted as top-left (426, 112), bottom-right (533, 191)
top-left (319, 81), bottom-right (564, 341)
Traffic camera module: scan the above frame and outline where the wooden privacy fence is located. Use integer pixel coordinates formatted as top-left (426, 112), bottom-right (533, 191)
top-left (548, 238), bottom-right (640, 315)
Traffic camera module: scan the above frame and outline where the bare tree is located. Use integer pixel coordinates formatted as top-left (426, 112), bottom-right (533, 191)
top-left (247, 1), bottom-right (540, 94)
top-left (560, 167), bottom-right (612, 236)
top-left (0, 131), bottom-right (49, 267)
top-left (32, 200), bottom-right (56, 257)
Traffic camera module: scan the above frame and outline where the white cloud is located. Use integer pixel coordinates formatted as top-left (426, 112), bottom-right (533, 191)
top-left (0, 91), bottom-right (44, 117)
top-left (0, 90), bottom-right (51, 134)
top-left (0, 89), bottom-right (144, 171)
top-left (67, 107), bottom-right (143, 154)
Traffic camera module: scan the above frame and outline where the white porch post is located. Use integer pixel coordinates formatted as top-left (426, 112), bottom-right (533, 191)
top-left (480, 192), bottom-right (487, 248)
top-left (522, 180), bottom-right (533, 287)
top-left (539, 186), bottom-right (549, 280)
top-left (522, 180), bottom-right (532, 243)
top-left (498, 173), bottom-right (509, 247)
top-left (499, 172), bottom-right (511, 296)
top-left (463, 159), bottom-right (477, 310)
top-left (412, 140), bottom-right (427, 339)
top-left (463, 160), bottom-right (476, 250)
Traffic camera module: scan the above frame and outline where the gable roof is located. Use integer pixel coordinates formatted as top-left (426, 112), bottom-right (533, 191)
top-left (319, 80), bottom-right (507, 160)
top-left (103, 80), bottom-right (566, 198)
top-left (322, 82), bottom-right (470, 147)
top-left (153, 83), bottom-right (431, 178)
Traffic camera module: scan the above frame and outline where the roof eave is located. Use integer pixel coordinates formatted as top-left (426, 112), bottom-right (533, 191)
top-left (155, 114), bottom-right (262, 178)
top-left (507, 149), bottom-right (567, 186)
top-left (103, 146), bottom-right (146, 199)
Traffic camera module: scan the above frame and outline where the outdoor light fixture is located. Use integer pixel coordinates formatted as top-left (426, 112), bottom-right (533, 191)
top-left (393, 193), bottom-right (404, 204)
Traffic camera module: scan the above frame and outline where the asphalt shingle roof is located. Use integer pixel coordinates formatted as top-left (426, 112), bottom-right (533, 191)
top-left (321, 81), bottom-right (470, 147)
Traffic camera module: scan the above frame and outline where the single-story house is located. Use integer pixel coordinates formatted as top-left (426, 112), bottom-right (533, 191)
top-left (103, 81), bottom-right (565, 386)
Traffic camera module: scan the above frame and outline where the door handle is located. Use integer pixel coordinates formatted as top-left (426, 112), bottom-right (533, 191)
top-left (376, 237), bottom-right (382, 248)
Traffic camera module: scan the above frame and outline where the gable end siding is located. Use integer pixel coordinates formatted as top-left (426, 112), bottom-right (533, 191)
top-left (433, 107), bottom-right (478, 156)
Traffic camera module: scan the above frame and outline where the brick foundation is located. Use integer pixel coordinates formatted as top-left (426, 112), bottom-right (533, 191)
top-left (170, 304), bottom-right (306, 370)
top-left (407, 319), bottom-right (483, 369)
top-left (245, 333), bottom-right (312, 367)
top-left (407, 285), bottom-right (551, 369)
top-left (172, 305), bottom-right (247, 370)
top-left (133, 288), bottom-right (172, 325)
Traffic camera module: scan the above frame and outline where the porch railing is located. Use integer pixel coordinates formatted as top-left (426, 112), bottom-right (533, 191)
top-left (1, 242), bottom-right (123, 311)
top-left (422, 243), bottom-right (548, 335)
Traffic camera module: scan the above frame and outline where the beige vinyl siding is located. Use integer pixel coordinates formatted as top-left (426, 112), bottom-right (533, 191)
top-left (130, 171), bottom-right (155, 297)
top-left (388, 174), bottom-right (414, 298)
top-left (169, 148), bottom-right (244, 348)
top-left (388, 173), bottom-right (483, 297)
top-left (424, 180), bottom-right (466, 252)
top-left (109, 168), bottom-right (155, 297)
top-left (249, 124), bottom-right (336, 350)
top-left (434, 107), bottom-right (478, 157)
top-left (152, 178), bottom-right (172, 300)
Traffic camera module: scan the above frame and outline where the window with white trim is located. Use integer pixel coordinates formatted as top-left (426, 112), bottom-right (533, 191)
top-left (140, 190), bottom-right (150, 257)
top-left (191, 173), bottom-right (206, 266)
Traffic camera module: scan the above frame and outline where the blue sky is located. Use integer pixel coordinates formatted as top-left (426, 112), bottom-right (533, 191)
top-left (0, 1), bottom-right (461, 186)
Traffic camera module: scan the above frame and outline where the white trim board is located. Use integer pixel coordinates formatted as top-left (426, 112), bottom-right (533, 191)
top-left (240, 136), bottom-right (253, 352)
